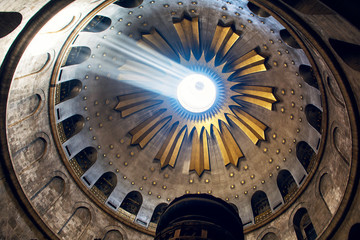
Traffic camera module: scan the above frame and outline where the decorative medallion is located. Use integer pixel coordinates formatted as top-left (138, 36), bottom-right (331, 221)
top-left (114, 16), bottom-right (277, 175)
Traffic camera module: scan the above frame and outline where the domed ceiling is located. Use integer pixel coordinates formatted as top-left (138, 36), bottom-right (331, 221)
top-left (51, 0), bottom-right (323, 230)
top-left (2, 0), bottom-right (358, 239)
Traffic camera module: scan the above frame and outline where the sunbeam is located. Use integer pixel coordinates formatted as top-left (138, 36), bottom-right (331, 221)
top-left (99, 35), bottom-right (198, 98)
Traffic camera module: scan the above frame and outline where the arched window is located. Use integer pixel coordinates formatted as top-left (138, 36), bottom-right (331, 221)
top-left (277, 170), bottom-right (298, 203)
top-left (299, 65), bottom-right (319, 89)
top-left (31, 176), bottom-right (64, 215)
top-left (280, 29), bottom-right (301, 49)
top-left (296, 141), bottom-right (315, 173)
top-left (150, 203), bottom-right (168, 224)
top-left (251, 191), bottom-right (271, 223)
top-left (305, 104), bottom-right (322, 133)
top-left (348, 223), bottom-right (360, 240)
top-left (114, 0), bottom-right (143, 8)
top-left (82, 15), bottom-right (111, 33)
top-left (262, 232), bottom-right (279, 240)
top-left (73, 147), bottom-right (97, 176)
top-left (58, 114), bottom-right (85, 143)
top-left (120, 191), bottom-right (143, 216)
top-left (0, 12), bottom-right (22, 38)
top-left (293, 208), bottom-right (317, 240)
top-left (58, 207), bottom-right (91, 239)
top-left (93, 172), bottom-right (117, 201)
top-left (56, 79), bottom-right (82, 104)
top-left (247, 2), bottom-right (270, 18)
top-left (103, 230), bottom-right (123, 240)
top-left (63, 46), bottom-right (91, 66)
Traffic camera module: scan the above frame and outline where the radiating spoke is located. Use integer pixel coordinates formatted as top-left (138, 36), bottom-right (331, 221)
top-left (112, 16), bottom-right (277, 176)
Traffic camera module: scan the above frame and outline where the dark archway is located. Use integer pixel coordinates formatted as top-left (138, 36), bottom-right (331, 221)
top-left (305, 104), bottom-right (322, 133)
top-left (277, 170), bottom-right (298, 203)
top-left (293, 208), bottom-right (317, 240)
top-left (348, 223), bottom-right (360, 240)
top-left (59, 114), bottom-right (85, 142)
top-left (280, 29), bottom-right (301, 49)
top-left (247, 2), bottom-right (270, 18)
top-left (63, 46), bottom-right (91, 66)
top-left (93, 172), bottom-right (117, 199)
top-left (56, 79), bottom-right (82, 104)
top-left (150, 203), bottom-right (168, 224)
top-left (114, 0), bottom-right (143, 8)
top-left (296, 141), bottom-right (315, 173)
top-left (262, 232), bottom-right (279, 240)
top-left (73, 147), bottom-right (97, 175)
top-left (251, 191), bottom-right (271, 223)
top-left (120, 191), bottom-right (143, 216)
top-left (299, 65), bottom-right (319, 89)
top-left (82, 15), bottom-right (111, 33)
top-left (0, 12), bottom-right (22, 38)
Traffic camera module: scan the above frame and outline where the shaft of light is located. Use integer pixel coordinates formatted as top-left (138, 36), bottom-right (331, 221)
top-left (97, 35), bottom-right (195, 98)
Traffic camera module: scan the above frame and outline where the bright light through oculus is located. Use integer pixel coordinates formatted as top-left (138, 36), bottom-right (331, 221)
top-left (177, 74), bottom-right (217, 113)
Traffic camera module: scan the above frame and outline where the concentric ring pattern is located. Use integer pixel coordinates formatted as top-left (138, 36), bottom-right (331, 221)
top-left (51, 0), bottom-right (323, 232)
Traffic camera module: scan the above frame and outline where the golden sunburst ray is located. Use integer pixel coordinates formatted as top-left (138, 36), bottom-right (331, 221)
top-left (189, 127), bottom-right (210, 176)
top-left (211, 120), bottom-right (243, 167)
top-left (128, 109), bottom-right (171, 148)
top-left (138, 28), bottom-right (179, 62)
top-left (231, 85), bottom-right (278, 110)
top-left (114, 15), bottom-right (278, 176)
top-left (207, 22), bottom-right (242, 65)
top-left (155, 122), bottom-right (187, 168)
top-left (225, 49), bottom-right (267, 79)
top-left (227, 106), bottom-right (267, 145)
top-left (114, 91), bottom-right (162, 117)
top-left (173, 16), bottom-right (200, 60)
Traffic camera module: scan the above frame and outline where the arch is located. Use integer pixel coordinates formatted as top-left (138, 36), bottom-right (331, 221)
top-left (7, 93), bottom-right (42, 127)
top-left (14, 52), bottom-right (51, 79)
top-left (93, 172), bottom-right (117, 200)
top-left (329, 38), bottom-right (360, 72)
top-left (247, 2), bottom-right (270, 17)
top-left (348, 223), bottom-right (360, 240)
top-left (82, 15), bottom-right (111, 33)
top-left (63, 46), bottom-right (91, 66)
top-left (150, 203), bottom-right (168, 224)
top-left (277, 170), bottom-right (298, 203)
top-left (262, 232), bottom-right (279, 240)
top-left (30, 176), bottom-right (65, 215)
top-left (103, 229), bottom-right (123, 240)
top-left (305, 104), bottom-right (322, 133)
top-left (293, 208), bottom-right (317, 240)
top-left (332, 124), bottom-right (350, 165)
top-left (299, 65), bottom-right (319, 89)
top-left (319, 173), bottom-right (338, 215)
top-left (73, 147), bottom-right (97, 176)
top-left (114, 0), bottom-right (143, 8)
top-left (102, 225), bottom-right (128, 240)
top-left (58, 114), bottom-right (85, 142)
top-left (296, 141), bottom-right (315, 173)
top-left (58, 206), bottom-right (91, 239)
top-left (13, 137), bottom-right (47, 173)
top-left (0, 12), bottom-right (22, 38)
top-left (56, 79), bottom-right (82, 104)
top-left (251, 191), bottom-right (272, 223)
top-left (280, 29), bottom-right (301, 49)
top-left (120, 191), bottom-right (143, 216)
top-left (326, 75), bottom-right (345, 108)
